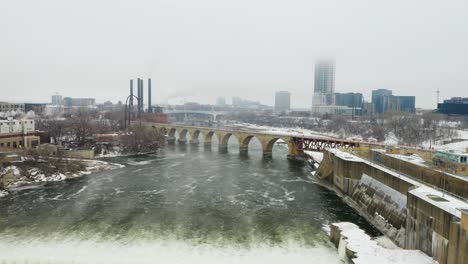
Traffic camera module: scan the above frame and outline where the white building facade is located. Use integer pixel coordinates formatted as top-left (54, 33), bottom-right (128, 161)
top-left (0, 118), bottom-right (35, 134)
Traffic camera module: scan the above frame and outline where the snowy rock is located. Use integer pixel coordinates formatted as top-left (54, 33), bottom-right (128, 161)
top-left (0, 190), bottom-right (8, 198)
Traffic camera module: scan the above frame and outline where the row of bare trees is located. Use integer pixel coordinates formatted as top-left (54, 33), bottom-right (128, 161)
top-left (37, 107), bottom-right (166, 154)
top-left (226, 111), bottom-right (462, 147)
top-left (37, 108), bottom-right (125, 147)
top-left (120, 125), bottom-right (166, 153)
top-left (323, 112), bottom-right (459, 146)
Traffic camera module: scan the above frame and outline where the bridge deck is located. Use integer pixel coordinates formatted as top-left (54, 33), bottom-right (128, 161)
top-left (142, 122), bottom-right (362, 149)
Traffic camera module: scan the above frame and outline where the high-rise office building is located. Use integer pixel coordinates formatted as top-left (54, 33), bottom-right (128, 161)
top-left (372, 89), bottom-right (393, 113)
top-left (437, 97), bottom-right (468, 116)
top-left (275, 91), bottom-right (291, 112)
top-left (51, 94), bottom-right (63, 105)
top-left (216, 97), bottom-right (226, 106)
top-left (335, 93), bottom-right (363, 108)
top-left (63, 97), bottom-right (96, 109)
top-left (313, 61), bottom-right (335, 107)
top-left (371, 89), bottom-right (415, 114)
top-left (395, 96), bottom-right (416, 113)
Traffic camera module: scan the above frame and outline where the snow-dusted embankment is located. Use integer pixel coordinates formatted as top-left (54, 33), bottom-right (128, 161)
top-left (330, 222), bottom-right (433, 264)
top-left (0, 159), bottom-right (125, 197)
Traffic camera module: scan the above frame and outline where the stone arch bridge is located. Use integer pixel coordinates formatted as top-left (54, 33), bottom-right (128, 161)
top-left (138, 122), bottom-right (360, 160)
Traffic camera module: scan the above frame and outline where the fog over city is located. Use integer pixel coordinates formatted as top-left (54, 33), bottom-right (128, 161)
top-left (1, 0), bottom-right (467, 109)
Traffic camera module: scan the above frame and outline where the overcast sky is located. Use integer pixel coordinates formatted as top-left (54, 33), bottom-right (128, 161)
top-left (1, 0), bottom-right (467, 109)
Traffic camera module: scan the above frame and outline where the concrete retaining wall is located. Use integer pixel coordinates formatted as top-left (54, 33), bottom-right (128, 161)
top-left (318, 149), bottom-right (468, 263)
top-left (369, 150), bottom-right (468, 199)
top-left (406, 191), bottom-right (468, 264)
top-left (59, 149), bottom-right (95, 159)
top-left (319, 150), bottom-right (416, 247)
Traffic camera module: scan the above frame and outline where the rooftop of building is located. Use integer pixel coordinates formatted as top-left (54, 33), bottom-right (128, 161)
top-left (442, 97), bottom-right (468, 103)
top-left (435, 150), bottom-right (468, 157)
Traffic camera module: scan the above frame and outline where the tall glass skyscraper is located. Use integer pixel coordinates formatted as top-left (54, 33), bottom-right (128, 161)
top-left (313, 61), bottom-right (335, 107)
top-left (275, 91), bottom-right (291, 112)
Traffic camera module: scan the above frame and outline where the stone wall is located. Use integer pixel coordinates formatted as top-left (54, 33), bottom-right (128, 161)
top-left (59, 149), bottom-right (95, 159)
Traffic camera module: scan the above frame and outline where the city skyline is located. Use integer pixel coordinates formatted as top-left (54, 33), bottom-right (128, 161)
top-left (1, 0), bottom-right (467, 109)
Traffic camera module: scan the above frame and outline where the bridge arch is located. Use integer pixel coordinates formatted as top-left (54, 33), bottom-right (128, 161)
top-left (158, 126), bottom-right (168, 135)
top-left (189, 129), bottom-right (202, 144)
top-left (238, 134), bottom-right (262, 155)
top-left (217, 132), bottom-right (239, 153)
top-left (178, 129), bottom-right (189, 143)
top-left (204, 131), bottom-right (216, 145)
top-left (261, 136), bottom-right (291, 157)
top-left (167, 127), bottom-right (177, 138)
top-left (143, 123), bottom-right (316, 160)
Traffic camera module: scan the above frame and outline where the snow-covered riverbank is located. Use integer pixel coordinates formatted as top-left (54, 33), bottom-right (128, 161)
top-left (0, 158), bottom-right (125, 197)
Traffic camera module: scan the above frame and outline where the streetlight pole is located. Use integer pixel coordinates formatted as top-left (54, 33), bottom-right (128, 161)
top-left (124, 95), bottom-right (139, 129)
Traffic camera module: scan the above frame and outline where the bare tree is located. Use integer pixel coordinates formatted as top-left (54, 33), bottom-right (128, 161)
top-left (68, 108), bottom-right (97, 146)
top-left (103, 110), bottom-right (125, 132)
top-left (120, 125), bottom-right (165, 154)
top-left (37, 117), bottom-right (67, 145)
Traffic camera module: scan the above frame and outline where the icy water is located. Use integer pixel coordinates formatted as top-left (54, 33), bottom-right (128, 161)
top-left (0, 138), bottom-right (378, 263)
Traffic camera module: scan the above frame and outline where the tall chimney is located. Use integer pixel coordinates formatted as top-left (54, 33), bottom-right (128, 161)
top-left (130, 79), bottom-right (134, 110)
top-left (148, 78), bottom-right (152, 113)
top-left (140, 79), bottom-right (144, 113)
top-left (137, 78), bottom-right (141, 114)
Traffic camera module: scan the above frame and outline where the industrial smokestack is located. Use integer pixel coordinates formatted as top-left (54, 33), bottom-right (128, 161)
top-left (148, 78), bottom-right (152, 113)
top-left (137, 78), bottom-right (141, 114)
top-left (130, 79), bottom-right (134, 110)
top-left (140, 79), bottom-right (144, 113)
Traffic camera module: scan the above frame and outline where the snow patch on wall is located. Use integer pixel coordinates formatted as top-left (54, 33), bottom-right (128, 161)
top-left (332, 222), bottom-right (433, 264)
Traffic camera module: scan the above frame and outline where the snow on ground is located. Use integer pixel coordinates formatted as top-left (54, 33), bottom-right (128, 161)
top-left (432, 129), bottom-right (468, 153)
top-left (231, 123), bottom-right (468, 153)
top-left (333, 222), bottom-right (434, 264)
top-left (97, 146), bottom-right (122, 158)
top-left (457, 129), bottom-right (468, 139)
top-left (84, 159), bottom-right (126, 171)
top-left (409, 186), bottom-right (468, 218)
top-left (32, 173), bottom-right (67, 182)
top-left (97, 151), bottom-right (121, 158)
top-left (304, 151), bottom-right (324, 163)
top-left (435, 139), bottom-right (468, 153)
top-left (383, 132), bottom-right (399, 146)
top-left (230, 123), bottom-right (339, 139)
top-left (0, 159), bottom-right (125, 197)
top-left (388, 154), bottom-right (428, 167)
top-left (0, 190), bottom-right (8, 198)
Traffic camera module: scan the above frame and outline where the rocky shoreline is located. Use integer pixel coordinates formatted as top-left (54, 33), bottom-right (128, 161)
top-left (0, 157), bottom-right (124, 197)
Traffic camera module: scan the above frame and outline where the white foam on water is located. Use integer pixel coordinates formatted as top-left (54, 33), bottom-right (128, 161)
top-left (0, 239), bottom-right (342, 264)
top-left (68, 185), bottom-right (88, 197)
top-left (127, 160), bottom-right (154, 166)
top-left (0, 190), bottom-right (8, 198)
